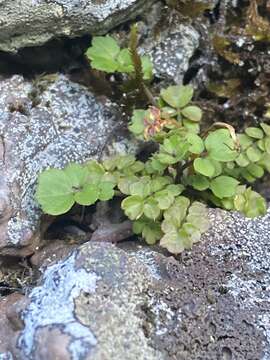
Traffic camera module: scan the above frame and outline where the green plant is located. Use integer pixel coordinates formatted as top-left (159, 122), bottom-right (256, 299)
top-left (86, 34), bottom-right (153, 80)
top-left (36, 34), bottom-right (269, 255)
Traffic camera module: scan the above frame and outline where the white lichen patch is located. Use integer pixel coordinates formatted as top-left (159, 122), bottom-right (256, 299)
top-left (144, 23), bottom-right (200, 83)
top-left (18, 251), bottom-right (98, 359)
top-left (148, 296), bottom-right (176, 336)
top-left (128, 246), bottom-right (163, 280)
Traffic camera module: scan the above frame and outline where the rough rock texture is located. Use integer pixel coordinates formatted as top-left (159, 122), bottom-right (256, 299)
top-left (0, 0), bottom-right (154, 53)
top-left (0, 242), bottom-right (163, 360)
top-left (1, 207), bottom-right (270, 359)
top-left (148, 25), bottom-right (199, 84)
top-left (0, 73), bottom-right (133, 256)
top-left (140, 8), bottom-right (200, 84)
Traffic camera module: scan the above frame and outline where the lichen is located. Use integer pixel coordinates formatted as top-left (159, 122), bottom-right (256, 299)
top-left (18, 251), bottom-right (98, 359)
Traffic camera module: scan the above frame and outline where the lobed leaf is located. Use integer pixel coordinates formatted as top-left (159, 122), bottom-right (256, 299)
top-left (161, 85), bottom-right (193, 108)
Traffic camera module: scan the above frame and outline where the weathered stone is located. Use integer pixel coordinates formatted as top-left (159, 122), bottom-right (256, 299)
top-left (6, 242), bottom-right (163, 360)
top-left (0, 73), bottom-right (133, 256)
top-left (1, 207), bottom-right (270, 359)
top-left (0, 0), bottom-right (155, 53)
top-left (0, 292), bottom-right (26, 356)
top-left (140, 10), bottom-right (200, 84)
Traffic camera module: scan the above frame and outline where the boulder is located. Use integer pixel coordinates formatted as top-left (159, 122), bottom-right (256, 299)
top-left (144, 16), bottom-right (200, 84)
top-left (0, 207), bottom-right (270, 359)
top-left (0, 73), bottom-right (133, 256)
top-left (135, 5), bottom-right (200, 84)
top-left (0, 0), bottom-right (154, 53)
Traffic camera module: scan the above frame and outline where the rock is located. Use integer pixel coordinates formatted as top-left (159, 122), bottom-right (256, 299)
top-left (1, 207), bottom-right (270, 359)
top-left (0, 0), bottom-right (155, 53)
top-left (3, 242), bottom-right (163, 360)
top-left (141, 9), bottom-right (200, 84)
top-left (0, 73), bottom-right (133, 256)
top-left (0, 292), bottom-right (27, 355)
top-left (90, 201), bottom-right (133, 243)
top-left (29, 240), bottom-right (77, 269)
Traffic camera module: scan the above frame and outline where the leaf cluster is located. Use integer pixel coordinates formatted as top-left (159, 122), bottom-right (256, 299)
top-left (37, 41), bottom-right (270, 255)
top-left (86, 35), bottom-right (152, 80)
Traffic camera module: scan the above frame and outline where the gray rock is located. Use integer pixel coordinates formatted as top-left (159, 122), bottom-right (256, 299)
top-left (0, 73), bottom-right (132, 256)
top-left (141, 11), bottom-right (200, 84)
top-left (1, 207), bottom-right (270, 359)
top-left (3, 242), bottom-right (163, 360)
top-left (0, 0), bottom-right (155, 53)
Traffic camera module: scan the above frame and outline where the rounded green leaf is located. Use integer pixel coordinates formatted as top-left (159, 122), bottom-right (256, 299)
top-left (151, 176), bottom-right (172, 193)
top-left (205, 129), bottom-right (238, 162)
top-left (86, 160), bottom-right (105, 182)
top-left (261, 122), bottom-right (270, 136)
top-left (149, 157), bottom-right (167, 173)
top-left (241, 168), bottom-right (256, 183)
top-left (99, 181), bottom-right (115, 201)
top-left (186, 202), bottom-right (209, 232)
top-left (246, 164), bottom-right (264, 178)
top-left (133, 219), bottom-right (162, 244)
top-left (182, 223), bottom-right (201, 243)
top-left (86, 36), bottom-right (120, 72)
top-left (234, 194), bottom-right (246, 212)
top-left (130, 177), bottom-right (151, 198)
top-left (132, 220), bottom-right (145, 234)
top-left (246, 146), bottom-right (262, 162)
top-left (265, 137), bottom-right (270, 154)
top-left (154, 190), bottom-right (174, 210)
top-left (143, 198), bottom-right (160, 220)
top-left (238, 134), bottom-right (253, 150)
top-left (128, 110), bottom-right (146, 136)
top-left (257, 139), bottom-right (265, 151)
top-left (141, 222), bottom-right (162, 244)
top-left (166, 184), bottom-right (185, 196)
top-left (161, 85), bottom-right (193, 108)
top-left (129, 161), bottom-right (145, 174)
top-left (235, 153), bottom-right (250, 167)
top-left (161, 218), bottom-right (177, 234)
top-left (259, 153), bottom-right (270, 172)
top-left (194, 158), bottom-right (215, 177)
top-left (181, 106), bottom-right (202, 122)
top-left (183, 119), bottom-right (200, 134)
top-left (186, 133), bottom-right (204, 154)
top-left (189, 174), bottom-right (210, 191)
top-left (243, 190), bottom-right (267, 218)
top-left (221, 197), bottom-right (234, 210)
top-left (160, 230), bottom-right (185, 254)
top-left (156, 153), bottom-right (177, 165)
top-left (210, 175), bottom-right (239, 199)
top-left (121, 195), bottom-right (144, 220)
top-left (117, 48), bottom-right (133, 73)
top-left (163, 196), bottom-right (190, 227)
top-left (64, 163), bottom-right (88, 188)
top-left (118, 175), bottom-right (138, 195)
top-left (117, 155), bottom-right (136, 170)
top-left (74, 184), bottom-right (99, 206)
top-left (211, 160), bottom-right (223, 177)
top-left (36, 168), bottom-right (75, 215)
top-left (245, 127), bottom-right (264, 139)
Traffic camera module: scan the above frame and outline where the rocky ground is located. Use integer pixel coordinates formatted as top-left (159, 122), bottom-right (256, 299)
top-left (0, 0), bottom-right (270, 359)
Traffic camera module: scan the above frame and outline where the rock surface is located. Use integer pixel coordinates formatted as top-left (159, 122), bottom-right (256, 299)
top-left (0, 207), bottom-right (270, 359)
top-left (0, 0), bottom-right (154, 53)
top-left (0, 73), bottom-right (132, 256)
top-left (143, 15), bottom-right (200, 84)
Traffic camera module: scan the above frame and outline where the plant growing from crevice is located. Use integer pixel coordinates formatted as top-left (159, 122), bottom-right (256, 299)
top-left (36, 32), bottom-right (269, 255)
